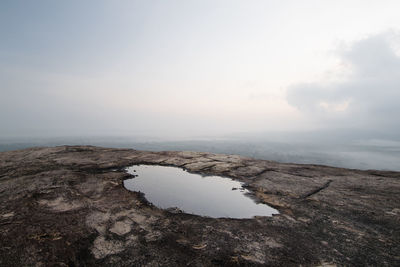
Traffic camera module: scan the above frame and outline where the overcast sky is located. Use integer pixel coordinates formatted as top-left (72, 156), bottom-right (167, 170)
top-left (1, 1), bottom-right (400, 139)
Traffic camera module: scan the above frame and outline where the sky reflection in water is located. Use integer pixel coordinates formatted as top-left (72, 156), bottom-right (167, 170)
top-left (124, 165), bottom-right (279, 218)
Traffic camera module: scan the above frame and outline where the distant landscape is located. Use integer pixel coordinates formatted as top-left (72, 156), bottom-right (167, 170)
top-left (2, 131), bottom-right (399, 171)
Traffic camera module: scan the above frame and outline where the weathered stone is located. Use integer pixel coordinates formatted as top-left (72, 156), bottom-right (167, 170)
top-left (0, 145), bottom-right (399, 266)
top-left (109, 220), bottom-right (132, 236)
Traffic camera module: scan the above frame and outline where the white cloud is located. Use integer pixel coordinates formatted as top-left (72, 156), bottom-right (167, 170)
top-left (318, 99), bottom-right (351, 112)
top-left (286, 31), bottom-right (400, 133)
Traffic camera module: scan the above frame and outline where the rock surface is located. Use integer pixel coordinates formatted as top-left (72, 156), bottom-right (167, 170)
top-left (0, 146), bottom-right (399, 266)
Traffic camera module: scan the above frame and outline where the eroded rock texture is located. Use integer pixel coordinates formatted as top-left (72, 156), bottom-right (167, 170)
top-left (0, 146), bottom-right (399, 266)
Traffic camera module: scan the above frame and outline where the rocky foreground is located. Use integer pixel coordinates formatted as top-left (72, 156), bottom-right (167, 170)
top-left (0, 146), bottom-right (399, 266)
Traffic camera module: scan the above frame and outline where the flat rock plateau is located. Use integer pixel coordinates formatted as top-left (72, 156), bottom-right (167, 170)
top-left (0, 146), bottom-right (399, 266)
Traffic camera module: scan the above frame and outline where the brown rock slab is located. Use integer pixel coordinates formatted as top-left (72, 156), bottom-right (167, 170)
top-left (0, 146), bottom-right (399, 266)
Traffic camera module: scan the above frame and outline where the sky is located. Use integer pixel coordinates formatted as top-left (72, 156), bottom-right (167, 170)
top-left (1, 0), bottom-right (400, 139)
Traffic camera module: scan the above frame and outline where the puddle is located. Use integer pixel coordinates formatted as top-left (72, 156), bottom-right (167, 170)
top-left (124, 165), bottom-right (279, 218)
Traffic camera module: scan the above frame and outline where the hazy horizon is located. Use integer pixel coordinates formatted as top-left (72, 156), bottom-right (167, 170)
top-left (2, 1), bottom-right (400, 138)
top-left (1, 132), bottom-right (400, 171)
top-left (1, 1), bottom-right (400, 170)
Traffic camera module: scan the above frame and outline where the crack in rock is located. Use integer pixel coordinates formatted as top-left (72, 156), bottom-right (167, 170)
top-left (302, 180), bottom-right (333, 199)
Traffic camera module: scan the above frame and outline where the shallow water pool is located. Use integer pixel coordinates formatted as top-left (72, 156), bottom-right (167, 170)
top-left (124, 165), bottom-right (279, 218)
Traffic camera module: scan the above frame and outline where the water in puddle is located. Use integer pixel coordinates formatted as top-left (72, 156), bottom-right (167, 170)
top-left (124, 165), bottom-right (279, 218)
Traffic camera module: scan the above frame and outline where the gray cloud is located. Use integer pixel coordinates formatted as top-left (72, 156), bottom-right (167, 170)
top-left (286, 32), bottom-right (400, 133)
